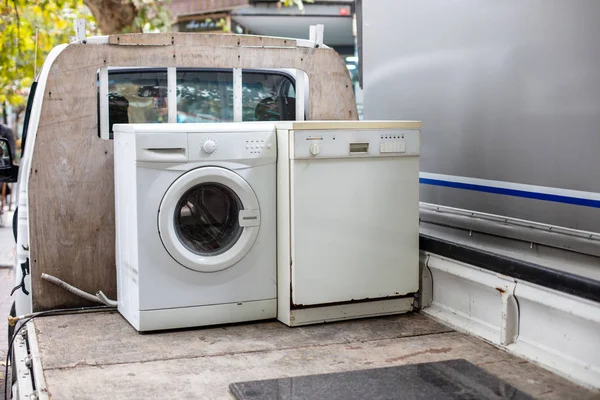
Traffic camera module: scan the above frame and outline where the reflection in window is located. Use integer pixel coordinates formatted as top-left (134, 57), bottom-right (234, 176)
top-left (102, 68), bottom-right (296, 138)
top-left (242, 72), bottom-right (295, 121)
top-left (175, 69), bottom-right (296, 123)
top-left (176, 70), bottom-right (233, 123)
top-left (174, 182), bottom-right (243, 256)
top-left (104, 69), bottom-right (168, 138)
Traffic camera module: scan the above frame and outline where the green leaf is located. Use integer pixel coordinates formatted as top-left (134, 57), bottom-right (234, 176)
top-left (0, 0), bottom-right (98, 110)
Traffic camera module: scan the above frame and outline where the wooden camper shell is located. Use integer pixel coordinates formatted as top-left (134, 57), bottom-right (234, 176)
top-left (28, 32), bottom-right (358, 311)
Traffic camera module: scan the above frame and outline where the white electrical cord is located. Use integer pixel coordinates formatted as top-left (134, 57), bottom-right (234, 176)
top-left (8, 305), bottom-right (115, 327)
top-left (41, 273), bottom-right (117, 306)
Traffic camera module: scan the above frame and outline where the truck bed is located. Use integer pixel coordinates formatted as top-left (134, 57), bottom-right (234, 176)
top-left (28, 311), bottom-right (594, 399)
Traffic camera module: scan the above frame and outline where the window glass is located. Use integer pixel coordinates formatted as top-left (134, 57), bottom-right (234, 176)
top-left (174, 182), bottom-right (243, 256)
top-left (242, 71), bottom-right (295, 121)
top-left (103, 68), bottom-right (296, 138)
top-left (176, 70), bottom-right (233, 123)
top-left (107, 70), bottom-right (168, 134)
top-left (175, 69), bottom-right (296, 123)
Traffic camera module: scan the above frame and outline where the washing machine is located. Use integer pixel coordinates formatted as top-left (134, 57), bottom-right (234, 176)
top-left (113, 122), bottom-right (277, 332)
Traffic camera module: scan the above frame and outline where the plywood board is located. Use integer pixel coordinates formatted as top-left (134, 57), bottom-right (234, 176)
top-left (29, 33), bottom-right (358, 310)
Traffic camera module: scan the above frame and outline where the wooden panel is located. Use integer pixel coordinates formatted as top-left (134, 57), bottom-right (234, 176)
top-left (108, 34), bottom-right (173, 46)
top-left (29, 33), bottom-right (358, 311)
top-left (109, 32), bottom-right (298, 47)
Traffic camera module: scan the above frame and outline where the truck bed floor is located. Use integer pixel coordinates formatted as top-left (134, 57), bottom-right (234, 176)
top-left (32, 311), bottom-right (595, 399)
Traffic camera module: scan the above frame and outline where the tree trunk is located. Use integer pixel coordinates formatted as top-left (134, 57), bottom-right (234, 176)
top-left (83, 0), bottom-right (139, 35)
top-left (2, 102), bottom-right (7, 125)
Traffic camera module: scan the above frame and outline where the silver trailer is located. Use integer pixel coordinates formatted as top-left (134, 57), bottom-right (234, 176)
top-left (356, 4), bottom-right (600, 385)
top-left (358, 0), bottom-right (600, 258)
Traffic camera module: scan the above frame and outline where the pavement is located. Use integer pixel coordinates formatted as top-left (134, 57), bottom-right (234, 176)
top-left (0, 205), bottom-right (16, 395)
top-left (0, 208), bottom-right (15, 268)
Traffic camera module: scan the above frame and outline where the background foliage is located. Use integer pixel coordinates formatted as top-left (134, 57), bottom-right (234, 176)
top-left (0, 0), bottom-right (312, 124)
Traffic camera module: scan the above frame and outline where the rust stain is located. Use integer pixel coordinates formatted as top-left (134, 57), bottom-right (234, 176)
top-left (496, 287), bottom-right (506, 294)
top-left (385, 347), bottom-right (452, 363)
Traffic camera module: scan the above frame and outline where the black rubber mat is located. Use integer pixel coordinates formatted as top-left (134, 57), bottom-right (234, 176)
top-left (229, 359), bottom-right (534, 400)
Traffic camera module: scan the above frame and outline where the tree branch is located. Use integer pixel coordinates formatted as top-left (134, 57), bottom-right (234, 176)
top-left (12, 0), bottom-right (21, 58)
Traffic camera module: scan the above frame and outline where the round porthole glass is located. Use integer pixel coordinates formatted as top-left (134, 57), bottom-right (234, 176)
top-left (174, 182), bottom-right (243, 256)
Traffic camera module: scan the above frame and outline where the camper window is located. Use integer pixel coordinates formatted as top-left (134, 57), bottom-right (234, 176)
top-left (99, 68), bottom-right (296, 138)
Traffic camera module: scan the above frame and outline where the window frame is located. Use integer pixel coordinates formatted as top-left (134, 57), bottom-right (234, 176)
top-left (97, 67), bottom-right (297, 139)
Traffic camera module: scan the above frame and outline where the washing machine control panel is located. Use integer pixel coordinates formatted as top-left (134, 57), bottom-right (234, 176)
top-left (245, 139), bottom-right (273, 154)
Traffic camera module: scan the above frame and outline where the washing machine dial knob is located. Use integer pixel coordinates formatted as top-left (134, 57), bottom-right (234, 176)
top-left (203, 140), bottom-right (217, 154)
top-left (309, 143), bottom-right (320, 156)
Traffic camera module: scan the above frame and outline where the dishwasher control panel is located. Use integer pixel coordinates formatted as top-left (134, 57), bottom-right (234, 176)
top-left (291, 129), bottom-right (420, 160)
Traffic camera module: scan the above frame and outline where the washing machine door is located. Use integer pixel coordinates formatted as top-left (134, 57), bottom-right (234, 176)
top-left (158, 166), bottom-right (260, 273)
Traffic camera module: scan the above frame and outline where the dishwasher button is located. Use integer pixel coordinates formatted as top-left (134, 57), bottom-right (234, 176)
top-left (309, 143), bottom-right (320, 156)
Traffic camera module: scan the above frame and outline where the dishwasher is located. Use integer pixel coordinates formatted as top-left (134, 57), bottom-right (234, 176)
top-left (276, 121), bottom-right (421, 326)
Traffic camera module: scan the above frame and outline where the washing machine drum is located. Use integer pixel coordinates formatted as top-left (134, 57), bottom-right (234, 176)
top-left (158, 166), bottom-right (261, 272)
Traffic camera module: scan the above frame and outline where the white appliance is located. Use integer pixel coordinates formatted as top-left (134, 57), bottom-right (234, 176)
top-left (113, 123), bottom-right (277, 332)
top-left (276, 121), bottom-right (421, 326)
